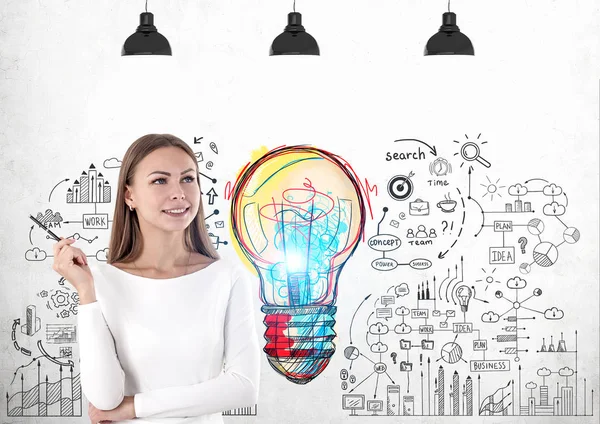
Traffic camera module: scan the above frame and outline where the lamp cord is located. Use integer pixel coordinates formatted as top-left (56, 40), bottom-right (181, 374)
top-left (448, 0), bottom-right (451, 12)
top-left (293, 0), bottom-right (296, 12)
top-left (146, 0), bottom-right (148, 12)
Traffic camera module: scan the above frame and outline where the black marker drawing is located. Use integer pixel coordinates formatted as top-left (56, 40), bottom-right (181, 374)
top-left (368, 207), bottom-right (433, 272)
top-left (59, 347), bottom-right (72, 358)
top-left (387, 173), bottom-right (415, 201)
top-left (479, 380), bottom-right (513, 415)
top-left (438, 188), bottom-right (465, 259)
top-left (475, 267), bottom-right (501, 291)
top-left (487, 331), bottom-right (596, 417)
top-left (453, 134), bottom-right (491, 169)
top-left (46, 324), bottom-right (76, 344)
top-left (6, 363), bottom-right (82, 417)
top-left (480, 176), bottom-right (505, 201)
top-left (341, 134), bottom-right (595, 419)
top-left (430, 157), bottom-right (452, 177)
top-left (222, 404), bottom-right (257, 416)
top-left (409, 198), bottom-right (430, 216)
top-left (436, 193), bottom-right (457, 213)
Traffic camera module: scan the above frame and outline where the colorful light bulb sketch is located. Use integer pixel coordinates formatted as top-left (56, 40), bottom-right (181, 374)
top-left (230, 145), bottom-right (366, 384)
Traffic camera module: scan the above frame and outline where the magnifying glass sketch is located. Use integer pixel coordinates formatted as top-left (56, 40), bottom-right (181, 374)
top-left (460, 142), bottom-right (491, 168)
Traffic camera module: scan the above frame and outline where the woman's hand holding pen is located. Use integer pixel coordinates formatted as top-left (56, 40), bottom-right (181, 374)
top-left (52, 237), bottom-right (96, 303)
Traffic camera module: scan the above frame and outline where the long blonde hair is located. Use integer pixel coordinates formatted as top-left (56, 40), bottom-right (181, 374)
top-left (107, 134), bottom-right (219, 264)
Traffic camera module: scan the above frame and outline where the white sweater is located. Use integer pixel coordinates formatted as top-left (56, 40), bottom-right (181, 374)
top-left (79, 258), bottom-right (261, 423)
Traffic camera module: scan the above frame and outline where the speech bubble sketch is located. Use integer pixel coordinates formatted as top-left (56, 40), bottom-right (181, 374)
top-left (381, 295), bottom-right (395, 306)
top-left (376, 308), bottom-right (393, 320)
top-left (395, 283), bottom-right (410, 297)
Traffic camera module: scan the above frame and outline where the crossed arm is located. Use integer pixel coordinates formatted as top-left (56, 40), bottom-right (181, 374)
top-left (77, 267), bottom-right (261, 418)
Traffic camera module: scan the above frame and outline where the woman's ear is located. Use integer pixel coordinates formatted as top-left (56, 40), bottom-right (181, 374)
top-left (124, 185), bottom-right (132, 201)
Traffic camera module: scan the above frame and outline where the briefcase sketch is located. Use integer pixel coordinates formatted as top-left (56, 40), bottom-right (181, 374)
top-left (409, 199), bottom-right (429, 216)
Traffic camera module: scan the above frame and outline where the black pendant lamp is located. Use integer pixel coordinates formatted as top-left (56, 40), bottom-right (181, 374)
top-left (424, 0), bottom-right (474, 56)
top-left (122, 0), bottom-right (172, 56)
top-left (270, 0), bottom-right (320, 56)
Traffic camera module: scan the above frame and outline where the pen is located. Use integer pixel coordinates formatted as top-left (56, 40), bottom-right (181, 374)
top-left (29, 215), bottom-right (63, 242)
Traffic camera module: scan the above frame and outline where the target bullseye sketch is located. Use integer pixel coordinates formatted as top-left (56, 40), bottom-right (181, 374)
top-left (387, 174), bottom-right (414, 201)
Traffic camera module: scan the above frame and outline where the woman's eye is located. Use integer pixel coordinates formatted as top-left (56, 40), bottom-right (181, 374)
top-left (152, 176), bottom-right (196, 184)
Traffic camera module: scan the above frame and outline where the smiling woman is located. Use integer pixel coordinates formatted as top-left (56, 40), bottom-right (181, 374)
top-left (73, 133), bottom-right (261, 424)
top-left (108, 133), bottom-right (218, 275)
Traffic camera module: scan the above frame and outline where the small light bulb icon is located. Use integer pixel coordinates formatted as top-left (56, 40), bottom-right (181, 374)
top-left (455, 285), bottom-right (473, 312)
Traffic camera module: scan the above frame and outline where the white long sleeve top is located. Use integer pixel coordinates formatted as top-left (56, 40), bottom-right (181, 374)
top-left (78, 258), bottom-right (261, 424)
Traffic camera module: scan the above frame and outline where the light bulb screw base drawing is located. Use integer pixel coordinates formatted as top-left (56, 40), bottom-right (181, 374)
top-left (262, 304), bottom-right (337, 385)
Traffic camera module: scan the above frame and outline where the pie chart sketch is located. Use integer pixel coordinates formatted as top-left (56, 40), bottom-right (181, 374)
top-left (563, 227), bottom-right (580, 244)
top-left (519, 263), bottom-right (531, 274)
top-left (441, 342), bottom-right (463, 364)
top-left (344, 346), bottom-right (360, 361)
top-left (532, 242), bottom-right (558, 267)
top-left (527, 218), bottom-right (545, 235)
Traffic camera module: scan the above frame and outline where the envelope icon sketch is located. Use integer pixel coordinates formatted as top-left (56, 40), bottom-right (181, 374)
top-left (446, 310), bottom-right (456, 317)
top-left (409, 199), bottom-right (429, 216)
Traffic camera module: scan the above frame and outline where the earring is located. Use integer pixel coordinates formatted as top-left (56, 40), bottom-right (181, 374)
top-left (129, 205), bottom-right (134, 211)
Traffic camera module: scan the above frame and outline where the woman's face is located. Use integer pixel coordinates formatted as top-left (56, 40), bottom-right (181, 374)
top-left (125, 146), bottom-right (200, 231)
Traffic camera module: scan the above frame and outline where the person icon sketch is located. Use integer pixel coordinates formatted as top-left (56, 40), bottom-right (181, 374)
top-left (416, 225), bottom-right (428, 238)
top-left (51, 134), bottom-right (260, 423)
top-left (406, 228), bottom-right (415, 238)
top-left (429, 228), bottom-right (437, 238)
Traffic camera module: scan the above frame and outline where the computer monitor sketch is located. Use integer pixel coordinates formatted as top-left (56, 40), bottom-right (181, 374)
top-left (342, 394), bottom-right (365, 416)
top-left (367, 400), bottom-right (384, 415)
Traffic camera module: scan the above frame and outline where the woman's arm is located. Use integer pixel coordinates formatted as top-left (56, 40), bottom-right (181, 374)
top-left (133, 265), bottom-right (261, 419)
top-left (77, 286), bottom-right (126, 411)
